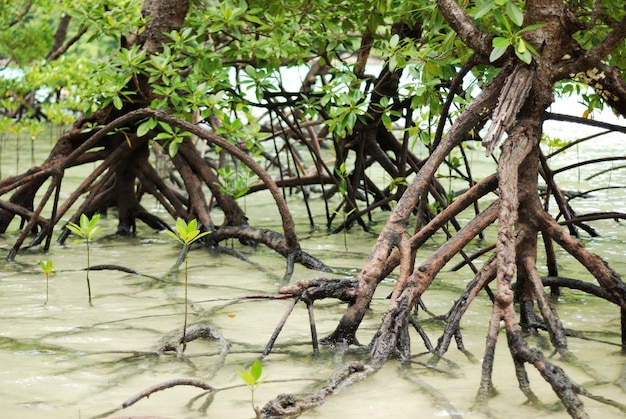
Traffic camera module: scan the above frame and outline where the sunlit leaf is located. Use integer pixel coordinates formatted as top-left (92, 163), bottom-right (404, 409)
top-left (489, 46), bottom-right (507, 62)
top-left (515, 49), bottom-right (532, 64)
top-left (505, 1), bottom-right (524, 27)
top-left (250, 359), bottom-right (263, 381)
top-left (492, 37), bottom-right (510, 49)
top-left (136, 119), bottom-right (152, 137)
top-left (237, 370), bottom-right (255, 386)
top-left (389, 34), bottom-right (400, 49)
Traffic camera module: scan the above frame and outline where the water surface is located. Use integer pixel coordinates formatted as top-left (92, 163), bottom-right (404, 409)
top-left (0, 124), bottom-right (624, 419)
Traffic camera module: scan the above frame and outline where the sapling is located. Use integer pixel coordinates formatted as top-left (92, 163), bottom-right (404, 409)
top-left (66, 213), bottom-right (102, 305)
top-left (165, 218), bottom-right (210, 350)
top-left (39, 259), bottom-right (53, 305)
top-left (237, 359), bottom-right (267, 419)
top-left (334, 162), bottom-right (355, 250)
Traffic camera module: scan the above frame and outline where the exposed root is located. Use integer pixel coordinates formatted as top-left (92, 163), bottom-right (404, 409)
top-left (212, 225), bottom-right (331, 273)
top-left (154, 322), bottom-right (230, 358)
top-left (91, 378), bottom-right (216, 419)
top-left (261, 361), bottom-right (374, 418)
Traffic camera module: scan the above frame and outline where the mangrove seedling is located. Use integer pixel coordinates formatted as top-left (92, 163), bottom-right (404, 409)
top-left (39, 259), bottom-right (54, 305)
top-left (237, 359), bottom-right (267, 419)
top-left (66, 213), bottom-right (102, 305)
top-left (165, 217), bottom-right (210, 351)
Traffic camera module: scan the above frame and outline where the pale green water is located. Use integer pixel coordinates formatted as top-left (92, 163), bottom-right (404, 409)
top-left (0, 121), bottom-right (625, 419)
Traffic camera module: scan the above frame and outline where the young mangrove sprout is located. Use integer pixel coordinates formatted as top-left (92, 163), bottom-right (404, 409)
top-left (165, 217), bottom-right (210, 351)
top-left (39, 259), bottom-right (54, 305)
top-left (66, 213), bottom-right (101, 305)
top-left (237, 359), bottom-right (267, 419)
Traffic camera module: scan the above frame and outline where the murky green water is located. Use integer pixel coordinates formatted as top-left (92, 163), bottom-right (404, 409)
top-left (0, 120), bottom-right (625, 419)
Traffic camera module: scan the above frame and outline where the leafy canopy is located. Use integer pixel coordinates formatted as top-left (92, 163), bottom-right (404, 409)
top-left (2, 1), bottom-right (626, 139)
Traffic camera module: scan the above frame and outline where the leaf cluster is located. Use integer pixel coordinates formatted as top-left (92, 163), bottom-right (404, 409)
top-left (164, 218), bottom-right (211, 247)
top-left (237, 359), bottom-right (267, 389)
top-left (39, 259), bottom-right (54, 275)
top-left (66, 213), bottom-right (102, 240)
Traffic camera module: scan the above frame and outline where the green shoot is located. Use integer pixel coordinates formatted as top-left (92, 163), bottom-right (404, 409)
top-left (237, 359), bottom-right (267, 418)
top-left (66, 213), bottom-right (102, 305)
top-left (39, 259), bottom-right (54, 305)
top-left (334, 162), bottom-right (354, 250)
top-left (164, 218), bottom-right (210, 351)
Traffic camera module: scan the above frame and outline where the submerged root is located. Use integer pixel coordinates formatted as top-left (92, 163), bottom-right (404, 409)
top-left (154, 322), bottom-right (230, 358)
top-left (261, 361), bottom-right (374, 418)
top-left (91, 378), bottom-right (216, 419)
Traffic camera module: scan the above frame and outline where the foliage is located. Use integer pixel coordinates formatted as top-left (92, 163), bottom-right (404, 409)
top-left (164, 218), bottom-right (211, 351)
top-left (39, 259), bottom-right (54, 305)
top-left (66, 214), bottom-right (102, 305)
top-left (2, 0), bottom-right (626, 130)
top-left (1, 0), bottom-right (626, 417)
top-left (164, 217), bottom-right (211, 248)
top-left (236, 359), bottom-right (267, 418)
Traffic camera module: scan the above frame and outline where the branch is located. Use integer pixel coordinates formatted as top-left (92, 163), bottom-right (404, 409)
top-left (579, 15), bottom-right (626, 69)
top-left (7, 0), bottom-right (33, 28)
top-left (546, 112), bottom-right (626, 134)
top-left (561, 62), bottom-right (626, 117)
top-left (435, 0), bottom-right (493, 57)
top-left (46, 24), bottom-right (89, 62)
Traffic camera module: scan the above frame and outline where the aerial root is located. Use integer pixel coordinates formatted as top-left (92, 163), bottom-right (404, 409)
top-left (262, 295), bottom-right (321, 357)
top-left (434, 256), bottom-right (496, 358)
top-left (263, 296), bottom-right (300, 357)
top-left (306, 299), bottom-right (320, 356)
top-left (408, 315), bottom-right (434, 353)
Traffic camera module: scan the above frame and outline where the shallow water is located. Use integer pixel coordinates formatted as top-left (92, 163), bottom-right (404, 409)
top-left (0, 121), bottom-right (625, 419)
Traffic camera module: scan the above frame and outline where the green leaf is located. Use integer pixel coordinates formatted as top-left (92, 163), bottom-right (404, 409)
top-left (388, 54), bottom-right (397, 72)
top-left (186, 218), bottom-right (198, 233)
top-left (237, 370), bottom-right (256, 387)
top-left (159, 121), bottom-right (174, 134)
top-left (164, 229), bottom-right (184, 245)
top-left (67, 214), bottom-right (101, 240)
top-left (40, 259), bottom-right (53, 274)
top-left (250, 359), bottom-right (263, 381)
top-left (518, 23), bottom-right (545, 34)
top-left (136, 119), bottom-right (152, 137)
top-left (389, 34), bottom-right (400, 49)
top-left (492, 37), bottom-right (510, 49)
top-left (113, 96), bottom-right (123, 110)
top-left (521, 38), bottom-right (540, 57)
top-left (516, 49), bottom-right (532, 64)
top-left (505, 1), bottom-right (524, 27)
top-left (473, 1), bottom-right (495, 19)
top-left (168, 141), bottom-right (179, 157)
top-left (489, 46), bottom-right (507, 62)
top-left (65, 224), bottom-right (84, 238)
top-left (168, 218), bottom-right (210, 246)
top-left (175, 217), bottom-right (187, 236)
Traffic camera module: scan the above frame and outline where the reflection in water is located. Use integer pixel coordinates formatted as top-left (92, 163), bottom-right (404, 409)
top-left (0, 132), bottom-right (625, 418)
